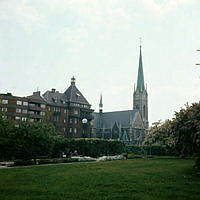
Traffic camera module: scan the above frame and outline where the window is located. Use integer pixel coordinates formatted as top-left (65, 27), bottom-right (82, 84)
top-left (41, 104), bottom-right (46, 108)
top-left (56, 107), bottom-right (60, 112)
top-left (22, 117), bottom-right (27, 121)
top-left (16, 108), bottom-right (21, 113)
top-left (64, 109), bottom-right (67, 114)
top-left (16, 100), bottom-right (22, 105)
top-left (63, 127), bottom-right (66, 132)
top-left (1, 107), bottom-right (7, 112)
top-left (69, 128), bottom-right (72, 133)
top-left (74, 118), bottom-right (78, 124)
top-left (23, 101), bottom-right (28, 106)
top-left (64, 119), bottom-right (66, 123)
top-left (40, 111), bottom-right (45, 116)
top-left (22, 109), bottom-right (27, 114)
top-left (2, 99), bottom-right (8, 104)
top-left (69, 118), bottom-right (73, 124)
top-left (74, 128), bottom-right (77, 134)
top-left (29, 103), bottom-right (35, 107)
top-left (74, 109), bottom-right (78, 115)
top-left (29, 111), bottom-right (35, 115)
top-left (15, 116), bottom-right (21, 120)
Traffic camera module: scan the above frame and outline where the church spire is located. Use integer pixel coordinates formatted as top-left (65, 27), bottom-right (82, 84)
top-left (99, 94), bottom-right (103, 113)
top-left (136, 45), bottom-right (145, 92)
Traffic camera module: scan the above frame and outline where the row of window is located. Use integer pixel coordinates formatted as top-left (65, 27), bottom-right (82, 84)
top-left (0, 99), bottom-right (46, 108)
top-left (63, 127), bottom-right (77, 133)
top-left (1, 107), bottom-right (7, 112)
top-left (16, 109), bottom-right (45, 116)
top-left (15, 117), bottom-right (40, 122)
top-left (50, 107), bottom-right (79, 115)
top-left (15, 116), bottom-right (27, 121)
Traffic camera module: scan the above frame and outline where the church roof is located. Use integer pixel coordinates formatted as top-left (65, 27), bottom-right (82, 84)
top-left (136, 45), bottom-right (145, 92)
top-left (93, 110), bottom-right (138, 129)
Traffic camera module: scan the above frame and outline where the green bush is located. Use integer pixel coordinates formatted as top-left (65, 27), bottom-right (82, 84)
top-left (125, 145), bottom-right (175, 156)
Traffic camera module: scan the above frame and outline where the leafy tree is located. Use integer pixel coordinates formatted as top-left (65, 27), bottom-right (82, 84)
top-left (145, 120), bottom-right (173, 147)
top-left (171, 103), bottom-right (200, 158)
top-left (0, 113), bottom-right (15, 160)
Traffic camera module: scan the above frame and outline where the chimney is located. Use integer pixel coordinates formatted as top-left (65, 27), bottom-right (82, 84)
top-left (52, 88), bottom-right (56, 93)
top-left (33, 91), bottom-right (41, 96)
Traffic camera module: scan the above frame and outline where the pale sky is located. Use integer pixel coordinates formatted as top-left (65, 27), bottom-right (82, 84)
top-left (0, 0), bottom-right (200, 125)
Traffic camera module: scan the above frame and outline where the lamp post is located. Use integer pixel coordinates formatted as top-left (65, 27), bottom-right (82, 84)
top-left (82, 118), bottom-right (88, 138)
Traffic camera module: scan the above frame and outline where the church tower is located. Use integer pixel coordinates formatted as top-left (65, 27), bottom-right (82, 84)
top-left (133, 45), bottom-right (149, 130)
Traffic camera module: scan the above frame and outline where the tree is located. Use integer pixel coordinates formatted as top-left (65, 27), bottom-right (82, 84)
top-left (145, 120), bottom-right (173, 146)
top-left (171, 103), bottom-right (200, 158)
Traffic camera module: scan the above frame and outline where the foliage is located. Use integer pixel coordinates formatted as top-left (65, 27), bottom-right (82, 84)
top-left (0, 114), bottom-right (125, 161)
top-left (145, 120), bottom-right (173, 147)
top-left (0, 114), bottom-right (56, 161)
top-left (171, 103), bottom-right (200, 158)
top-left (125, 144), bottom-right (175, 156)
top-left (145, 102), bottom-right (200, 165)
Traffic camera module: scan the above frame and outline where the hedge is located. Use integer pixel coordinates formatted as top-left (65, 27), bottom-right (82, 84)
top-left (125, 145), bottom-right (176, 156)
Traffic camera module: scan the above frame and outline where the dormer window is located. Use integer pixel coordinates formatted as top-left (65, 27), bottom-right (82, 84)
top-left (76, 93), bottom-right (80, 97)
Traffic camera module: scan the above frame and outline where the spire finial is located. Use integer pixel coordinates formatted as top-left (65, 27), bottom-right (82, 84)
top-left (71, 76), bottom-right (76, 85)
top-left (139, 37), bottom-right (142, 48)
top-left (99, 93), bottom-right (103, 113)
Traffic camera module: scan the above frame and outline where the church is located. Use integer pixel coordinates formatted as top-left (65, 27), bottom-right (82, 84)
top-left (92, 45), bottom-right (149, 144)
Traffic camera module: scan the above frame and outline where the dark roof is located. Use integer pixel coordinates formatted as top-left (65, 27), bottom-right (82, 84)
top-left (93, 110), bottom-right (138, 129)
top-left (43, 90), bottom-right (64, 106)
top-left (63, 84), bottom-right (90, 105)
top-left (27, 91), bottom-right (47, 104)
top-left (42, 77), bottom-right (91, 106)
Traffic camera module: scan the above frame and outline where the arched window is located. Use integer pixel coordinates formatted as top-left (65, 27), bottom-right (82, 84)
top-left (143, 105), bottom-right (146, 117)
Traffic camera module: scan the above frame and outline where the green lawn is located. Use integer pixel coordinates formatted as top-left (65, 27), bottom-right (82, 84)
top-left (0, 157), bottom-right (199, 200)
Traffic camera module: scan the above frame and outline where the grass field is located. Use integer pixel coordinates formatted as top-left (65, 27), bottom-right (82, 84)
top-left (0, 157), bottom-right (199, 200)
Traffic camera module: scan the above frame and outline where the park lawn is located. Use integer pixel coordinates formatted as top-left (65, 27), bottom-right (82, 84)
top-left (0, 157), bottom-right (199, 200)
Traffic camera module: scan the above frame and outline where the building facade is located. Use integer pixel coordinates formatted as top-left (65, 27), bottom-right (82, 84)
top-left (0, 91), bottom-right (47, 124)
top-left (92, 45), bottom-right (149, 144)
top-left (43, 77), bottom-right (94, 138)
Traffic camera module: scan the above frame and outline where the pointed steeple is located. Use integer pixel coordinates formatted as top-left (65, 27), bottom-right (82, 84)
top-left (136, 45), bottom-right (145, 92)
top-left (99, 94), bottom-right (103, 113)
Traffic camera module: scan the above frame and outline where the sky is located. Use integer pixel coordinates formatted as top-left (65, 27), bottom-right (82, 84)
top-left (0, 0), bottom-right (200, 125)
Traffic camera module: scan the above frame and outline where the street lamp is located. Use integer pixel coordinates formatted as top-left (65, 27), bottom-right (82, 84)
top-left (82, 118), bottom-right (88, 138)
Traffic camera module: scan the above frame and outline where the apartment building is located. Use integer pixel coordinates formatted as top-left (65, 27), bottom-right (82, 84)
top-left (0, 91), bottom-right (47, 124)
